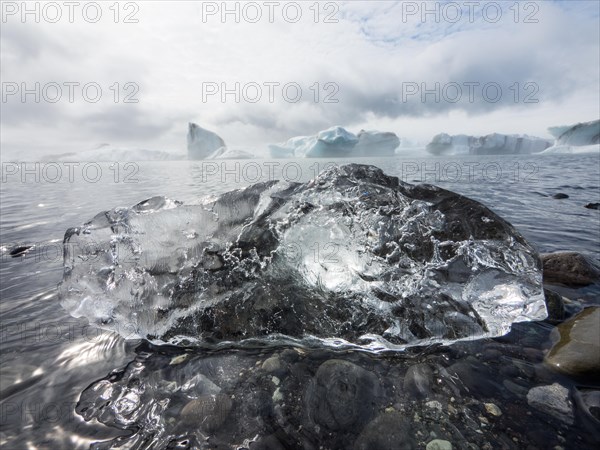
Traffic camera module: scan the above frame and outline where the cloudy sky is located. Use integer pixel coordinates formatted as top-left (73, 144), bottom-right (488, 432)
top-left (1, 0), bottom-right (599, 159)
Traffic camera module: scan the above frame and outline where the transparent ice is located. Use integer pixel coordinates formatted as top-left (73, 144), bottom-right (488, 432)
top-left (60, 164), bottom-right (546, 351)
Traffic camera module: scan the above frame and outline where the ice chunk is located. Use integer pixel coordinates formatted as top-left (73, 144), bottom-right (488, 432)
top-left (187, 123), bottom-right (226, 160)
top-left (427, 132), bottom-right (552, 155)
top-left (59, 164), bottom-right (546, 351)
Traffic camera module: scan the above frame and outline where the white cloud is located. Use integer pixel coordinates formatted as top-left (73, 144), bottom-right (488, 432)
top-left (1, 0), bottom-right (598, 159)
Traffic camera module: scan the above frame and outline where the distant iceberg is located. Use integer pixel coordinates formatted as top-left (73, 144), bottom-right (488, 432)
top-left (269, 126), bottom-right (400, 158)
top-left (207, 146), bottom-right (255, 159)
top-left (187, 123), bottom-right (227, 160)
top-left (542, 120), bottom-right (600, 154)
top-left (548, 119), bottom-right (600, 146)
top-left (354, 130), bottom-right (402, 156)
top-left (426, 133), bottom-right (552, 156)
top-left (539, 144), bottom-right (600, 155)
top-left (188, 123), bottom-right (256, 159)
top-left (43, 143), bottom-right (185, 162)
top-left (306, 126), bottom-right (359, 157)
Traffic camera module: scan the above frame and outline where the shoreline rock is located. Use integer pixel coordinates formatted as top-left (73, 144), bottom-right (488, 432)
top-left (544, 307), bottom-right (600, 378)
top-left (541, 252), bottom-right (600, 287)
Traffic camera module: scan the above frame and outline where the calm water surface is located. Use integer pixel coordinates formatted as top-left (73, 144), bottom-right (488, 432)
top-left (1, 154), bottom-right (599, 449)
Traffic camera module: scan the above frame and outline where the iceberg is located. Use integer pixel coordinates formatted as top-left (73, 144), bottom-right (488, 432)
top-left (539, 144), bottom-right (600, 155)
top-left (548, 119), bottom-right (600, 146)
top-left (541, 120), bottom-right (600, 154)
top-left (269, 135), bottom-right (315, 158)
top-left (187, 123), bottom-right (226, 160)
top-left (269, 126), bottom-right (400, 158)
top-left (59, 164), bottom-right (546, 351)
top-left (43, 143), bottom-right (185, 162)
top-left (207, 147), bottom-right (255, 159)
top-left (304, 126), bottom-right (359, 157)
top-left (353, 130), bottom-right (401, 156)
top-left (426, 133), bottom-right (552, 156)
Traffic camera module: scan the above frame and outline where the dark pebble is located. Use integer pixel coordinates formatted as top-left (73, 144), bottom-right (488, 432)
top-left (179, 393), bottom-right (233, 432)
top-left (445, 362), bottom-right (501, 397)
top-left (306, 359), bottom-right (381, 431)
top-left (403, 363), bottom-right (432, 399)
top-left (354, 411), bottom-right (415, 450)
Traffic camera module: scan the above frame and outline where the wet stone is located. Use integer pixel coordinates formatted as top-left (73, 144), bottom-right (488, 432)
top-left (543, 289), bottom-right (566, 323)
top-left (306, 359), bottom-right (381, 431)
top-left (404, 363), bottom-right (433, 399)
top-left (444, 362), bottom-right (500, 397)
top-left (544, 307), bottom-right (600, 378)
top-left (503, 379), bottom-right (528, 397)
top-left (527, 383), bottom-right (574, 425)
top-left (541, 252), bottom-right (600, 287)
top-left (354, 411), bottom-right (415, 450)
top-left (261, 356), bottom-right (282, 373)
top-left (484, 403), bottom-right (502, 417)
top-left (426, 439), bottom-right (453, 450)
top-left (250, 434), bottom-right (287, 450)
top-left (179, 393), bottom-right (233, 432)
top-left (574, 389), bottom-right (600, 427)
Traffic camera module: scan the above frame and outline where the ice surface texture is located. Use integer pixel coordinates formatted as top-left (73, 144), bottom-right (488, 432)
top-left (60, 164), bottom-right (546, 351)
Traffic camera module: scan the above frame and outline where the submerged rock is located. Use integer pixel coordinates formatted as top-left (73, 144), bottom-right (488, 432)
top-left (541, 252), bottom-right (600, 287)
top-left (444, 362), bottom-right (501, 397)
top-left (354, 411), bottom-right (415, 450)
top-left (59, 164), bottom-right (546, 350)
top-left (180, 393), bottom-right (233, 432)
top-left (544, 307), bottom-right (600, 378)
top-left (404, 363), bottom-right (433, 399)
top-left (484, 402), bottom-right (502, 417)
top-left (574, 388), bottom-right (600, 429)
top-left (426, 440), bottom-right (452, 450)
top-left (543, 289), bottom-right (566, 323)
top-left (306, 359), bottom-right (381, 431)
top-left (527, 383), bottom-right (574, 425)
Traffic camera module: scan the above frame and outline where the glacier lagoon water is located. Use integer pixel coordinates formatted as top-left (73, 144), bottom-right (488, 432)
top-left (1, 154), bottom-right (599, 449)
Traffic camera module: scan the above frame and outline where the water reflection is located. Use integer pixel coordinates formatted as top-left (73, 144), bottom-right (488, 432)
top-left (76, 323), bottom-right (599, 449)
